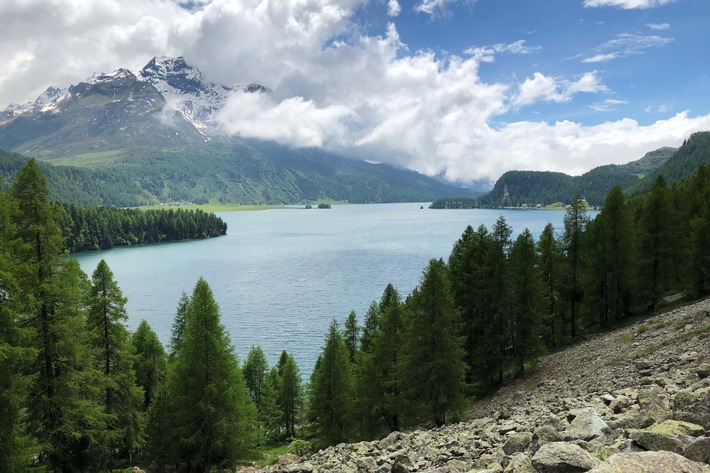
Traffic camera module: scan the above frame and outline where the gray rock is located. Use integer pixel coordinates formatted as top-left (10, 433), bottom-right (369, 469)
top-left (565, 407), bottom-right (612, 441)
top-left (628, 429), bottom-right (686, 454)
top-left (684, 436), bottom-right (710, 464)
top-left (637, 386), bottom-right (670, 422)
top-left (502, 432), bottom-right (533, 455)
top-left (530, 441), bottom-right (601, 473)
top-left (587, 451), bottom-right (710, 472)
top-left (503, 453), bottom-right (535, 473)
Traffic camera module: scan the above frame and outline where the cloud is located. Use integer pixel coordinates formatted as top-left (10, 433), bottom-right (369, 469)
top-left (415, 0), bottom-right (474, 18)
top-left (583, 0), bottom-right (677, 9)
top-left (387, 0), bottom-right (401, 17)
top-left (647, 22), bottom-right (671, 30)
top-left (512, 71), bottom-right (608, 108)
top-left (465, 40), bottom-right (541, 63)
top-left (590, 98), bottom-right (629, 111)
top-left (582, 33), bottom-right (673, 63)
top-left (1, 0), bottom-right (708, 187)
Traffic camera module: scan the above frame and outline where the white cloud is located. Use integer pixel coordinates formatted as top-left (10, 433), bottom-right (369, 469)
top-left (590, 98), bottom-right (629, 111)
top-left (583, 0), bottom-right (677, 9)
top-left (387, 0), bottom-right (401, 17)
top-left (582, 33), bottom-right (673, 63)
top-left (512, 71), bottom-right (608, 108)
top-left (415, 0), bottom-right (474, 18)
top-left (647, 22), bottom-right (671, 30)
top-left (0, 0), bottom-right (707, 187)
top-left (465, 40), bottom-right (541, 63)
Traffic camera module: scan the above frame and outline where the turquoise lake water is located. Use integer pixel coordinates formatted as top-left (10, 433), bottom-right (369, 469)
top-left (73, 203), bottom-right (582, 375)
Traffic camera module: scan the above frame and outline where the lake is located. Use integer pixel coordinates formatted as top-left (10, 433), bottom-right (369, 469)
top-left (73, 204), bottom-right (583, 375)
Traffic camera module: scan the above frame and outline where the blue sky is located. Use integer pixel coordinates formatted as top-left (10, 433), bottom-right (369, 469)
top-left (1, 0), bottom-right (709, 184)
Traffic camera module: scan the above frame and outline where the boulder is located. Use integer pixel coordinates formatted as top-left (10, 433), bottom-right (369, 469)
top-left (684, 436), bottom-right (710, 464)
top-left (565, 407), bottom-right (612, 441)
top-left (648, 419), bottom-right (705, 437)
top-left (588, 451), bottom-right (710, 472)
top-left (503, 453), bottom-right (535, 473)
top-left (502, 432), bottom-right (533, 455)
top-left (629, 429), bottom-right (686, 454)
top-left (637, 386), bottom-right (670, 422)
top-left (530, 441), bottom-right (600, 473)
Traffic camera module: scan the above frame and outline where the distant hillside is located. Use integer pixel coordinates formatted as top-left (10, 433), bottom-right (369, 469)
top-left (467, 145), bottom-right (677, 208)
top-left (0, 57), bottom-right (479, 205)
top-left (628, 131), bottom-right (710, 195)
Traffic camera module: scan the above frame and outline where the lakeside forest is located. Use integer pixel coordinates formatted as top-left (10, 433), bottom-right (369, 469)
top-left (1, 157), bottom-right (710, 473)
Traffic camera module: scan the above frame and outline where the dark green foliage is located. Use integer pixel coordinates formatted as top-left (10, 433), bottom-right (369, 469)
top-left (637, 176), bottom-right (676, 311)
top-left (131, 320), bottom-right (167, 411)
top-left (11, 159), bottom-right (106, 472)
top-left (343, 310), bottom-right (359, 364)
top-left (58, 203), bottom-right (227, 253)
top-left (169, 292), bottom-right (190, 359)
top-left (308, 320), bottom-right (353, 447)
top-left (87, 259), bottom-right (145, 469)
top-left (0, 182), bottom-right (37, 472)
top-left (562, 197), bottom-right (589, 338)
top-left (536, 223), bottom-right (565, 348)
top-left (508, 229), bottom-right (545, 376)
top-left (585, 186), bottom-right (637, 327)
top-left (360, 301), bottom-right (379, 354)
top-left (402, 259), bottom-right (466, 427)
top-left (243, 346), bottom-right (269, 411)
top-left (165, 278), bottom-right (256, 471)
top-left (260, 367), bottom-right (284, 440)
top-left (428, 197), bottom-right (480, 209)
top-left (279, 353), bottom-right (302, 439)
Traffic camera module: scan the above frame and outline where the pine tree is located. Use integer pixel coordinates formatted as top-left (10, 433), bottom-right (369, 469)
top-left (367, 283), bottom-right (406, 432)
top-left (87, 259), bottom-right (145, 468)
top-left (508, 229), bottom-right (544, 376)
top-left (0, 183), bottom-right (36, 472)
top-left (309, 320), bottom-right (353, 446)
top-left (563, 196), bottom-right (589, 338)
top-left (536, 223), bottom-right (565, 348)
top-left (402, 259), bottom-right (466, 427)
top-left (11, 159), bottom-right (105, 472)
top-left (343, 310), bottom-right (359, 363)
top-left (260, 367), bottom-right (284, 440)
top-left (166, 278), bottom-right (256, 472)
top-left (638, 176), bottom-right (675, 311)
top-left (280, 353), bottom-right (302, 439)
top-left (169, 291), bottom-right (190, 359)
top-left (360, 301), bottom-right (379, 353)
top-left (131, 320), bottom-right (167, 411)
top-left (243, 345), bottom-right (269, 411)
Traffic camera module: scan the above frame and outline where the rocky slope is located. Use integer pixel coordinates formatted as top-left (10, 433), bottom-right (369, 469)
top-left (257, 297), bottom-right (710, 472)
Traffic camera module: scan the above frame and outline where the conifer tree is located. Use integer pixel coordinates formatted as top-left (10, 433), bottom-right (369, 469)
top-left (11, 159), bottom-right (105, 472)
top-left (402, 259), bottom-right (465, 427)
top-left (166, 278), bottom-right (256, 471)
top-left (638, 176), bottom-right (675, 311)
top-left (360, 300), bottom-right (379, 353)
top-left (508, 229), bottom-right (544, 376)
top-left (168, 291), bottom-right (190, 359)
top-left (131, 320), bottom-right (167, 411)
top-left (563, 196), bottom-right (589, 337)
top-left (87, 259), bottom-right (145, 468)
top-left (309, 320), bottom-right (353, 446)
top-left (367, 283), bottom-right (406, 432)
top-left (0, 184), bottom-right (36, 472)
top-left (243, 345), bottom-right (269, 411)
top-left (343, 310), bottom-right (359, 363)
top-left (536, 223), bottom-right (565, 347)
top-left (279, 353), bottom-right (302, 439)
top-left (260, 367), bottom-right (284, 440)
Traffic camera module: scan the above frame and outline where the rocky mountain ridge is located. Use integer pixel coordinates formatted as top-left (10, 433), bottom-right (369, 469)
top-left (254, 297), bottom-right (710, 473)
top-left (1, 56), bottom-right (263, 132)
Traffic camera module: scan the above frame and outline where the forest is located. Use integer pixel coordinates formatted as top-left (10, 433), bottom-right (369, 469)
top-left (1, 156), bottom-right (710, 472)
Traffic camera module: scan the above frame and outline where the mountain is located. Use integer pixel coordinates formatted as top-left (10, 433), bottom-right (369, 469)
top-left (476, 145), bottom-right (678, 207)
top-left (0, 57), bottom-right (478, 205)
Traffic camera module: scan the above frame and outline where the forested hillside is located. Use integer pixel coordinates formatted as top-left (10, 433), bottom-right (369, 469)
top-left (2, 158), bottom-right (710, 472)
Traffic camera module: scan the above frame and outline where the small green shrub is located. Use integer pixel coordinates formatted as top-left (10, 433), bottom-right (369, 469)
top-left (287, 439), bottom-right (313, 457)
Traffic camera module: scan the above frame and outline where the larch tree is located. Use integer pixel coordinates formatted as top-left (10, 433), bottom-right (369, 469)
top-left (508, 229), bottom-right (545, 376)
top-left (87, 259), bottom-right (144, 468)
top-left (11, 159), bottom-right (105, 472)
top-left (402, 259), bottom-right (466, 427)
top-left (168, 291), bottom-right (190, 359)
top-left (131, 320), bottom-right (167, 411)
top-left (243, 345), bottom-right (269, 411)
top-left (563, 196), bottom-right (589, 338)
top-left (309, 320), bottom-right (353, 447)
top-left (536, 223), bottom-right (565, 348)
top-left (279, 352), bottom-right (302, 439)
top-left (343, 310), bottom-right (359, 364)
top-left (166, 278), bottom-right (256, 472)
